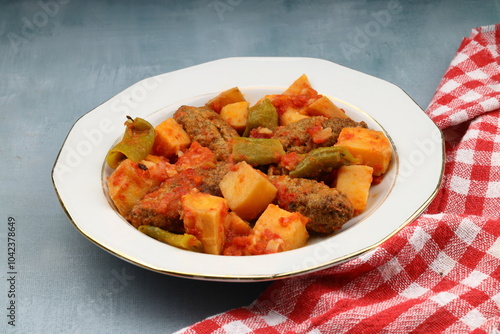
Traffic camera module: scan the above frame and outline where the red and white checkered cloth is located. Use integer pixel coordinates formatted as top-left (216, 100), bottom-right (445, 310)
top-left (176, 24), bottom-right (500, 334)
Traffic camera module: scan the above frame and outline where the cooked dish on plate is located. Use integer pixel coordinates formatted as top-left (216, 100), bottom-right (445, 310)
top-left (105, 74), bottom-right (393, 256)
top-left (53, 57), bottom-right (443, 280)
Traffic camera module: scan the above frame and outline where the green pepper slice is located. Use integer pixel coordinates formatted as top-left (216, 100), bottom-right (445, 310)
top-left (138, 225), bottom-right (204, 253)
top-left (231, 137), bottom-right (285, 166)
top-left (106, 116), bottom-right (155, 169)
top-left (289, 146), bottom-right (359, 178)
top-left (243, 98), bottom-right (279, 137)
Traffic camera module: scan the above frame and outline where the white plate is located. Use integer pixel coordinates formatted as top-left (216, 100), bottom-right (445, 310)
top-left (52, 57), bottom-right (444, 282)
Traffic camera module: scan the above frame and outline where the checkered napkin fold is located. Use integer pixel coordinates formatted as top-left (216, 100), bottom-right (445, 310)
top-left (177, 24), bottom-right (500, 334)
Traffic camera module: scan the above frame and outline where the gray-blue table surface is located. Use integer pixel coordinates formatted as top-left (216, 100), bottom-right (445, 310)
top-left (1, 0), bottom-right (499, 333)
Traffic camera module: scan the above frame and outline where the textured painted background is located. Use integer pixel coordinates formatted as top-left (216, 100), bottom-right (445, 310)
top-left (1, 0), bottom-right (499, 332)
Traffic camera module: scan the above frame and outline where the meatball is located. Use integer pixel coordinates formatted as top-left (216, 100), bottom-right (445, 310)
top-left (270, 175), bottom-right (354, 234)
top-left (273, 116), bottom-right (367, 154)
top-left (174, 105), bottom-right (239, 160)
top-left (127, 163), bottom-right (230, 233)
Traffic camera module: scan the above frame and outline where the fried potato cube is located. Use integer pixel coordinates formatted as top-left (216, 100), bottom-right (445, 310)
top-left (253, 204), bottom-right (309, 252)
top-left (107, 155), bottom-right (174, 216)
top-left (152, 118), bottom-right (191, 158)
top-left (206, 87), bottom-right (246, 113)
top-left (220, 101), bottom-right (249, 134)
top-left (108, 160), bottom-right (154, 216)
top-left (335, 127), bottom-right (392, 176)
top-left (283, 74), bottom-right (316, 97)
top-left (219, 161), bottom-right (277, 221)
top-left (279, 109), bottom-right (310, 126)
top-left (181, 190), bottom-right (229, 255)
top-left (336, 165), bottom-right (374, 215)
top-left (225, 212), bottom-right (252, 237)
top-left (258, 94), bottom-right (278, 104)
top-left (304, 95), bottom-right (349, 119)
